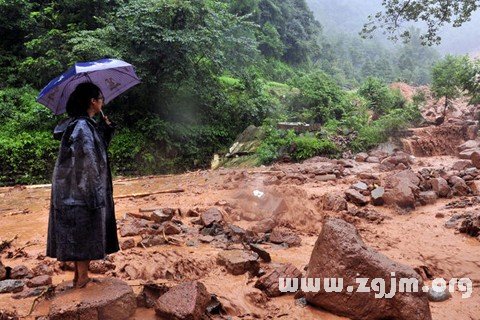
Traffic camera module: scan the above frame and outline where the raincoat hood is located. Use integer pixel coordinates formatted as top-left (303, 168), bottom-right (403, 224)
top-left (53, 116), bottom-right (101, 141)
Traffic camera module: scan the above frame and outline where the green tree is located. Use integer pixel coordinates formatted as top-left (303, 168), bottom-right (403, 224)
top-left (431, 55), bottom-right (470, 115)
top-left (358, 77), bottom-right (405, 115)
top-left (362, 0), bottom-right (479, 45)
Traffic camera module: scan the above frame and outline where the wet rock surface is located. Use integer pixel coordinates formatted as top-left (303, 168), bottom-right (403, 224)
top-left (217, 250), bottom-right (259, 275)
top-left (269, 227), bottom-right (302, 247)
top-left (48, 277), bottom-right (136, 320)
top-left (305, 218), bottom-right (432, 320)
top-left (0, 280), bottom-right (24, 294)
top-left (255, 263), bottom-right (302, 297)
top-left (154, 281), bottom-right (210, 320)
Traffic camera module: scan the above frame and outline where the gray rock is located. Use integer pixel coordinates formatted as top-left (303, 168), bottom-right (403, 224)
top-left (371, 187), bottom-right (385, 206)
top-left (345, 189), bottom-right (369, 206)
top-left (0, 280), bottom-right (24, 294)
top-left (352, 182), bottom-right (368, 191)
top-left (427, 287), bottom-right (452, 302)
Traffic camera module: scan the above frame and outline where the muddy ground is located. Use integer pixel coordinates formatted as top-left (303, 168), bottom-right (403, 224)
top-left (0, 87), bottom-right (479, 319)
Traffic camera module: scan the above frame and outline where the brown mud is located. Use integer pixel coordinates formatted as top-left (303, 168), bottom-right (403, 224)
top-left (1, 85), bottom-right (480, 319)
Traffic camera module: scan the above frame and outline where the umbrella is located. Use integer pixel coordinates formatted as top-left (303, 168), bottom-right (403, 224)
top-left (36, 58), bottom-right (141, 115)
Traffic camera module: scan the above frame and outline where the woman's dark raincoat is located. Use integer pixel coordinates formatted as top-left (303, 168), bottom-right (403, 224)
top-left (47, 116), bottom-right (119, 261)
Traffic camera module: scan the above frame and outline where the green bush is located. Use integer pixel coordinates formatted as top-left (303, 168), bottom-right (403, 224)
top-left (288, 71), bottom-right (349, 123)
top-left (357, 77), bottom-right (405, 115)
top-left (351, 102), bottom-right (421, 152)
top-left (291, 135), bottom-right (338, 161)
top-left (256, 125), bottom-right (338, 164)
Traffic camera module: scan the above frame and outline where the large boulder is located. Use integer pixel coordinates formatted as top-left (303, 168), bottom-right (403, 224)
top-left (305, 218), bottom-right (432, 320)
top-left (49, 277), bottom-right (136, 320)
top-left (383, 170), bottom-right (419, 209)
top-left (155, 281), bottom-right (210, 320)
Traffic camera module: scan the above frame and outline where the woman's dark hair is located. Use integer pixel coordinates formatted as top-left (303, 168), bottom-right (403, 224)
top-left (66, 82), bottom-right (103, 117)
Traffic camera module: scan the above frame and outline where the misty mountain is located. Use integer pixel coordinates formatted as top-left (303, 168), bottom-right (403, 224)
top-left (306, 0), bottom-right (480, 55)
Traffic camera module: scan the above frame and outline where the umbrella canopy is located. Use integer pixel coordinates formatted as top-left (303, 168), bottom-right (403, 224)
top-left (37, 58), bottom-right (140, 115)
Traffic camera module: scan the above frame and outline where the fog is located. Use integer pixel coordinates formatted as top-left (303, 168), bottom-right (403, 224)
top-left (307, 0), bottom-right (480, 55)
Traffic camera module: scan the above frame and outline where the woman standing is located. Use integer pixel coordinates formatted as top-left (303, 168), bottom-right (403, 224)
top-left (47, 82), bottom-right (119, 288)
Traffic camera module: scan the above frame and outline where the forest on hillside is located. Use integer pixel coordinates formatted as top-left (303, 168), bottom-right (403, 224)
top-left (1, 0), bottom-right (479, 186)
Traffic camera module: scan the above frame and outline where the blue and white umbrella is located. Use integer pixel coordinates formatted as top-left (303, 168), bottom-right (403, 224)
top-left (37, 58), bottom-right (141, 115)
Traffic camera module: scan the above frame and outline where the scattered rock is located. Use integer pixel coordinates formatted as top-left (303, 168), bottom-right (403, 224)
top-left (458, 140), bottom-right (479, 152)
top-left (452, 160), bottom-right (474, 171)
top-left (383, 170), bottom-right (419, 209)
top-left (427, 287), bottom-right (452, 302)
top-left (201, 208), bottom-right (223, 227)
top-left (471, 151), bottom-right (480, 169)
top-left (345, 189), bottom-right (369, 206)
top-left (154, 281), bottom-right (210, 320)
top-left (137, 283), bottom-right (169, 308)
top-left (370, 187), bottom-right (385, 206)
top-left (0, 280), bottom-right (24, 294)
top-left (435, 212), bottom-right (445, 218)
top-left (444, 213), bottom-right (470, 229)
top-left (249, 244), bottom-right (271, 262)
top-left (352, 182), bottom-right (368, 191)
top-left (217, 250), bottom-right (259, 275)
top-left (431, 177), bottom-right (451, 198)
top-left (305, 218), bottom-right (432, 320)
top-left (10, 265), bottom-right (33, 279)
top-left (255, 263), bottom-right (302, 297)
top-left (151, 209), bottom-right (174, 223)
top-left (32, 263), bottom-right (54, 277)
top-left (49, 278), bottom-right (136, 320)
top-left (366, 156), bottom-right (380, 163)
top-left (355, 153), bottom-right (368, 162)
top-left (418, 191), bottom-right (438, 206)
top-left (269, 227), bottom-right (302, 247)
top-left (163, 222), bottom-right (182, 235)
top-left (138, 235), bottom-right (167, 248)
top-left (320, 193), bottom-right (347, 211)
top-left (251, 218), bottom-right (276, 233)
top-left (459, 149), bottom-right (478, 159)
top-left (315, 174), bottom-right (337, 182)
top-left (124, 265), bottom-right (139, 279)
top-left (450, 177), bottom-right (470, 196)
top-left (119, 223), bottom-right (142, 237)
top-left (120, 238), bottom-right (136, 250)
top-left (199, 235), bottom-right (215, 243)
top-left (26, 275), bottom-right (52, 288)
top-left (89, 260), bottom-right (116, 274)
top-left (458, 212), bottom-right (480, 237)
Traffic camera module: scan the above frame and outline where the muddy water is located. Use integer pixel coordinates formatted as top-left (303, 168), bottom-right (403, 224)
top-left (0, 158), bottom-right (479, 319)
